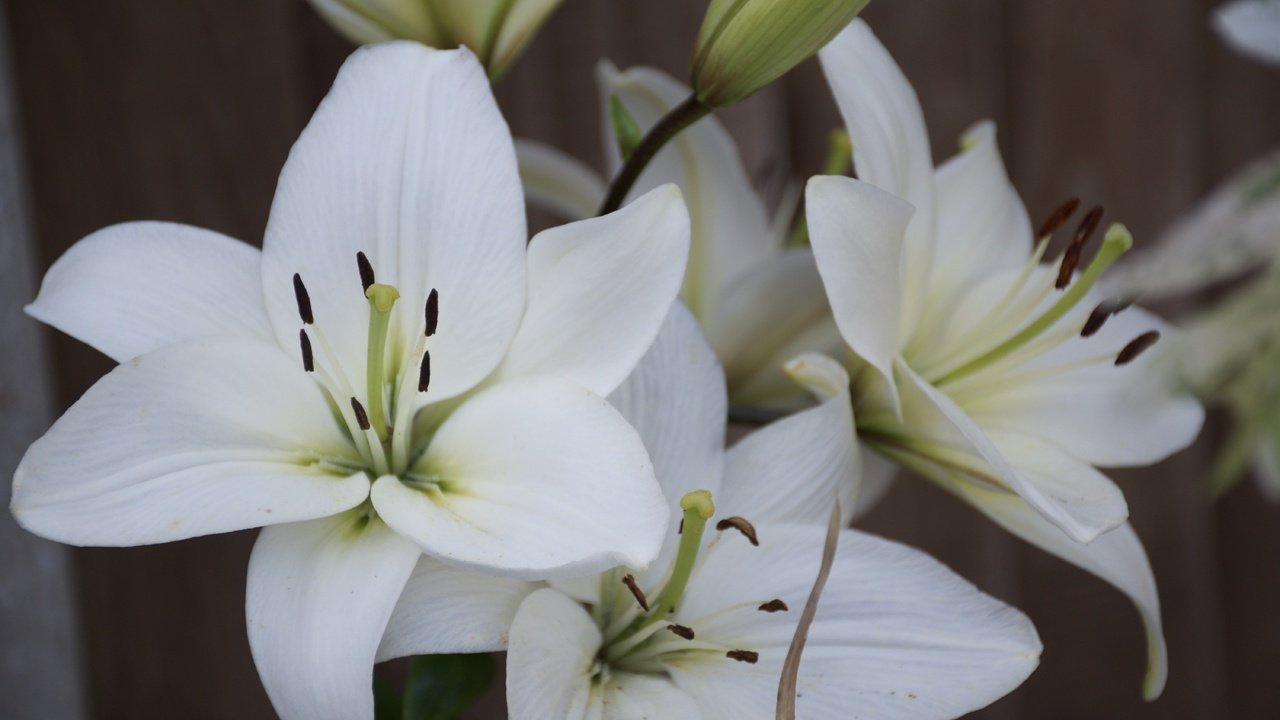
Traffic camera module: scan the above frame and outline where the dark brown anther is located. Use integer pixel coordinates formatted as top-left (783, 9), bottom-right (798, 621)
top-left (667, 624), bottom-right (695, 640)
top-left (1055, 206), bottom-right (1105, 289)
top-left (417, 350), bottom-right (431, 393)
top-left (299, 329), bottom-right (315, 372)
top-left (350, 397), bottom-right (371, 431)
top-left (292, 273), bottom-right (314, 324)
top-left (757, 599), bottom-right (789, 613)
top-left (622, 574), bottom-right (649, 611)
top-left (424, 289), bottom-right (439, 337)
top-left (1081, 297), bottom-right (1134, 338)
top-left (1116, 331), bottom-right (1160, 366)
top-left (356, 252), bottom-right (375, 292)
top-left (716, 517), bottom-right (759, 546)
top-left (1037, 196), bottom-right (1080, 239)
top-left (726, 650), bottom-right (759, 664)
top-left (678, 518), bottom-right (684, 535)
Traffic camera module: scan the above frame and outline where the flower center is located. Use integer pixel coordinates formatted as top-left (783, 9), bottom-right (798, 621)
top-left (292, 252), bottom-right (439, 478)
top-left (587, 491), bottom-right (774, 679)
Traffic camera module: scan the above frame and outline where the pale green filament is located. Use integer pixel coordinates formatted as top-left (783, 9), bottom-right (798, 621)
top-left (934, 223), bottom-right (1133, 386)
top-left (365, 283), bottom-right (400, 443)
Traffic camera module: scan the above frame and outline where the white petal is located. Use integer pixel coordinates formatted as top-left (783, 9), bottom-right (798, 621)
top-left (806, 175), bottom-right (913, 412)
top-left (851, 446), bottom-right (898, 520)
top-left (516, 139), bottom-right (606, 221)
top-left (12, 339), bottom-right (369, 546)
top-left (670, 525), bottom-right (1041, 720)
top-left (494, 185), bottom-right (690, 397)
top-left (247, 514), bottom-right (421, 720)
top-left (27, 222), bottom-right (273, 363)
top-left (947, 480), bottom-right (1167, 699)
top-left (895, 360), bottom-right (1123, 543)
top-left (372, 379), bottom-right (667, 579)
top-left (820, 19), bottom-right (937, 336)
top-left (507, 588), bottom-right (601, 720)
top-left (601, 673), bottom-right (702, 720)
top-left (968, 307), bottom-right (1204, 468)
top-left (377, 556), bottom-right (537, 660)
top-left (262, 43), bottom-right (526, 402)
top-left (929, 121), bottom-right (1033, 310)
top-left (598, 63), bottom-right (775, 321)
top-left (721, 354), bottom-right (859, 526)
top-left (1215, 0), bottom-right (1280, 66)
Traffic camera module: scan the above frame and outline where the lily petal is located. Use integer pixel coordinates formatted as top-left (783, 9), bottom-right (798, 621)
top-left (820, 19), bottom-right (937, 336)
top-left (721, 354), bottom-right (859, 526)
top-left (946, 479), bottom-right (1167, 700)
top-left (27, 222), bottom-right (273, 363)
top-left (806, 175), bottom-right (913, 412)
top-left (12, 339), bottom-right (369, 546)
top-left (601, 674), bottom-right (702, 720)
top-left (494, 184), bottom-right (690, 397)
top-left (378, 556), bottom-right (537, 659)
top-left (670, 525), bottom-right (1041, 720)
top-left (372, 379), bottom-right (667, 579)
top-left (262, 43), bottom-right (526, 402)
top-left (507, 588), bottom-right (601, 720)
top-left (598, 63), bottom-right (774, 321)
top-left (516, 139), bottom-right (606, 221)
top-left (247, 513), bottom-right (421, 720)
top-left (895, 360), bottom-right (1125, 543)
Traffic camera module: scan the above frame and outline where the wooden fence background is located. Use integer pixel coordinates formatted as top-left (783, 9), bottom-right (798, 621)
top-left (1, 0), bottom-right (1277, 718)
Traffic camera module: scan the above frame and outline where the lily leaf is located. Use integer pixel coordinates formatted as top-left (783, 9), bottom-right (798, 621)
top-left (403, 653), bottom-right (496, 720)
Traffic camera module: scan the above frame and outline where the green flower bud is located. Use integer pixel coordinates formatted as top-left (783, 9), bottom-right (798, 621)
top-left (691, 0), bottom-right (870, 107)
top-left (309, 0), bottom-right (564, 79)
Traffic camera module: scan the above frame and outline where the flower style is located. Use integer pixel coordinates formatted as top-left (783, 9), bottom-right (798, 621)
top-left (11, 43), bottom-right (691, 719)
top-left (501, 306), bottom-right (1041, 719)
top-left (806, 20), bottom-right (1205, 698)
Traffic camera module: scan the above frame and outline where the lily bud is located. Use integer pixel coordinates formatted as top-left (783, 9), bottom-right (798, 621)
top-left (308, 0), bottom-right (565, 79)
top-left (691, 0), bottom-right (870, 107)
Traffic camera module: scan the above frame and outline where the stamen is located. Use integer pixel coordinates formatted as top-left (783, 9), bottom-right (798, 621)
top-left (417, 350), bottom-right (432, 393)
top-left (622, 574), bottom-right (650, 611)
top-left (1116, 331), bottom-right (1160, 365)
top-left (666, 624), bottom-right (695, 640)
top-left (1055, 206), bottom-right (1104, 289)
top-left (758, 599), bottom-right (789, 613)
top-left (726, 650), bottom-right (759, 664)
top-left (356, 252), bottom-right (375, 292)
top-left (425, 289), bottom-right (439, 337)
top-left (1081, 297), bottom-right (1133, 338)
top-left (299, 329), bottom-right (315, 372)
top-left (350, 397), bottom-right (371, 431)
top-left (1037, 196), bottom-right (1080, 240)
top-left (716, 516), bottom-right (760, 546)
top-left (292, 273), bottom-right (314, 324)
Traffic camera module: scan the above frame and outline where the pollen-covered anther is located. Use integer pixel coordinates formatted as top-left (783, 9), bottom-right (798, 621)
top-left (350, 397), bottom-right (371, 431)
top-left (758, 599), bottom-right (789, 613)
top-left (667, 624), bottom-right (695, 640)
top-left (298, 329), bottom-right (315, 372)
top-left (1116, 330), bottom-right (1160, 366)
top-left (1081, 297), bottom-right (1134, 338)
top-left (726, 650), bottom-right (759, 664)
top-left (417, 349), bottom-right (432, 393)
top-left (1055, 205), bottom-right (1104, 289)
top-left (425, 288), bottom-right (439, 337)
top-left (292, 273), bottom-right (314, 324)
top-left (1037, 196), bottom-right (1080, 240)
top-left (356, 251), bottom-right (375, 292)
top-left (622, 573), bottom-right (650, 611)
top-left (716, 516), bottom-right (759, 546)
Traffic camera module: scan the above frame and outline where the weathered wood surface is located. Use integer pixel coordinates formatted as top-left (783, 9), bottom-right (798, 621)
top-left (2, 0), bottom-right (1277, 717)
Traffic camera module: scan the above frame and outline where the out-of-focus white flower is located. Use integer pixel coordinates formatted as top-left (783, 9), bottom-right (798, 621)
top-left (806, 20), bottom-right (1205, 699)
top-left (13, 43), bottom-right (691, 720)
top-left (1214, 0), bottom-right (1280, 66)
top-left (308, 0), bottom-right (564, 77)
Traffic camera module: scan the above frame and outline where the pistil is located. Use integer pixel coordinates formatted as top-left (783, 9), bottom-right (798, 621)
top-left (364, 283), bottom-right (400, 443)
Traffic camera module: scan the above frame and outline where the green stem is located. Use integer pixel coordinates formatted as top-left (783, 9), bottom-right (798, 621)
top-left (598, 94), bottom-right (712, 215)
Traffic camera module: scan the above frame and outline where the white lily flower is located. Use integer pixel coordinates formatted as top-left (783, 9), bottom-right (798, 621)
top-left (1214, 0), bottom-right (1280, 66)
top-left (807, 20), bottom-right (1205, 698)
top-left (12, 43), bottom-right (690, 720)
top-left (502, 306), bottom-right (1041, 719)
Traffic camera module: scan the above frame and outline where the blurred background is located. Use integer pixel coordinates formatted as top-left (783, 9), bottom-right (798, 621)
top-left (1, 0), bottom-right (1277, 718)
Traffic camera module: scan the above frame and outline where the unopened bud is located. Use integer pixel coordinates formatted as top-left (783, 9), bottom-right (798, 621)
top-left (691, 0), bottom-right (870, 107)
